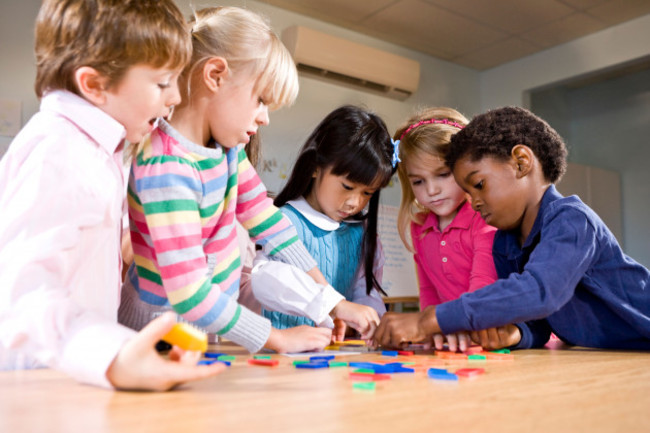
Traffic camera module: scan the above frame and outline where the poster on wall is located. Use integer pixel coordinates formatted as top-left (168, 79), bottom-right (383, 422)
top-left (377, 204), bottom-right (418, 298)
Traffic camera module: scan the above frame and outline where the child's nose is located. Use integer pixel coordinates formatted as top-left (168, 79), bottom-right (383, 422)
top-left (168, 84), bottom-right (182, 107)
top-left (257, 106), bottom-right (270, 126)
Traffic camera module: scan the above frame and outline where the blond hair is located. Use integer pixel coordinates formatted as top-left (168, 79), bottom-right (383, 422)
top-left (394, 107), bottom-right (469, 252)
top-left (34, 0), bottom-right (191, 98)
top-left (180, 7), bottom-right (299, 111)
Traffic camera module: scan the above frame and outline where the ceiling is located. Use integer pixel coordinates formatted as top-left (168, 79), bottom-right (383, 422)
top-left (261, 0), bottom-right (650, 70)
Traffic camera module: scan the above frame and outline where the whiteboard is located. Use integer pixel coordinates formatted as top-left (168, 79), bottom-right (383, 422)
top-left (377, 204), bottom-right (418, 298)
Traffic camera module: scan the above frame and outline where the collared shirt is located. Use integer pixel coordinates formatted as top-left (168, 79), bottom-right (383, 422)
top-left (411, 200), bottom-right (497, 309)
top-left (437, 185), bottom-right (650, 350)
top-left (250, 197), bottom-right (386, 325)
top-left (0, 90), bottom-right (135, 387)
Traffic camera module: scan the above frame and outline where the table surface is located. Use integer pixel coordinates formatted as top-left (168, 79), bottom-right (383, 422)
top-left (1, 341), bottom-right (649, 433)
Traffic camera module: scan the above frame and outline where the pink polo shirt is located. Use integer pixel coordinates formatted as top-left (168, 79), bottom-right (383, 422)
top-left (411, 201), bottom-right (497, 310)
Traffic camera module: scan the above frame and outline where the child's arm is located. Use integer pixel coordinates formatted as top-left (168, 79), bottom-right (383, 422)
top-left (250, 253), bottom-right (344, 328)
top-left (235, 149), bottom-right (317, 273)
top-left (468, 222), bottom-right (498, 291)
top-left (131, 152), bottom-right (272, 353)
top-left (250, 254), bottom-right (379, 339)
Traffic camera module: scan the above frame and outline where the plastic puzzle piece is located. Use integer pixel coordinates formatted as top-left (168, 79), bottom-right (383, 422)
top-left (436, 351), bottom-right (468, 360)
top-left (464, 346), bottom-right (485, 355)
top-left (490, 349), bottom-right (511, 354)
top-left (204, 352), bottom-right (226, 359)
top-left (427, 368), bottom-right (459, 381)
top-left (310, 355), bottom-right (335, 361)
top-left (217, 355), bottom-right (236, 362)
top-left (455, 368), bottom-right (485, 378)
top-left (295, 362), bottom-right (328, 369)
top-left (162, 323), bottom-right (208, 352)
top-left (328, 361), bottom-right (348, 368)
top-left (352, 382), bottom-right (376, 391)
top-left (381, 350), bottom-right (399, 357)
top-left (397, 350), bottom-right (414, 356)
top-left (468, 354), bottom-right (487, 361)
top-left (247, 358), bottom-right (279, 367)
top-left (254, 355), bottom-right (272, 360)
top-left (349, 372), bottom-right (391, 381)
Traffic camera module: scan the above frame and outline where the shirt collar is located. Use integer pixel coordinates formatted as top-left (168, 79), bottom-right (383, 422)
top-left (286, 197), bottom-right (362, 231)
top-left (41, 90), bottom-right (126, 155)
top-left (522, 184), bottom-right (561, 248)
top-left (421, 200), bottom-right (474, 233)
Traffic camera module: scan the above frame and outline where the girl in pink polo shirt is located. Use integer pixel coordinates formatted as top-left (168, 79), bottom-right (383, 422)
top-left (394, 107), bottom-right (497, 350)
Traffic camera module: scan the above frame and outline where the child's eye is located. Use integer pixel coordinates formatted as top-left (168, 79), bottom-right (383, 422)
top-left (439, 171), bottom-right (452, 178)
top-left (410, 179), bottom-right (422, 186)
top-left (258, 97), bottom-right (267, 106)
top-left (363, 191), bottom-right (374, 197)
top-left (341, 183), bottom-right (353, 191)
top-left (158, 82), bottom-right (171, 89)
top-left (473, 180), bottom-right (484, 190)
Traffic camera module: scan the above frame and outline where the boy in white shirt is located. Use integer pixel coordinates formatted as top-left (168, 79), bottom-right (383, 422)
top-left (0, 0), bottom-right (224, 390)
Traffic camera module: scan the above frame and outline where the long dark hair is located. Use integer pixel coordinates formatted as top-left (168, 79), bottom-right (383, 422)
top-left (275, 105), bottom-right (396, 295)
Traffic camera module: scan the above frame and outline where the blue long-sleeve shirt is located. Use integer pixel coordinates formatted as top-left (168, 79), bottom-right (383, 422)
top-left (436, 185), bottom-right (650, 349)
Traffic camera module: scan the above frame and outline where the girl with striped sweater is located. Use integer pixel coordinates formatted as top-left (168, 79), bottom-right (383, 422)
top-left (118, 7), bottom-right (378, 353)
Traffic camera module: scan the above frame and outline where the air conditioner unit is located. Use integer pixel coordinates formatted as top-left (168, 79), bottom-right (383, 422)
top-left (282, 26), bottom-right (420, 101)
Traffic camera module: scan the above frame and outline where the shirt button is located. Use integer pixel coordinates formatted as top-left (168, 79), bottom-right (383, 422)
top-left (442, 257), bottom-right (448, 263)
top-left (441, 240), bottom-right (446, 246)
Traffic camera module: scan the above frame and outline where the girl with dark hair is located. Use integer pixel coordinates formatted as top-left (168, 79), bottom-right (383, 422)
top-left (250, 105), bottom-right (397, 334)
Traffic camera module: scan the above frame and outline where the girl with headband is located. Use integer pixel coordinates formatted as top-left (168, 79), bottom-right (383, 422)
top-left (393, 107), bottom-right (498, 352)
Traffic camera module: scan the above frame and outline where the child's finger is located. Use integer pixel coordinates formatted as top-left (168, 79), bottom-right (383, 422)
top-left (138, 311), bottom-right (177, 346)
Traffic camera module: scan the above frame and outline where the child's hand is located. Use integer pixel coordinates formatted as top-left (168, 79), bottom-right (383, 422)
top-left (106, 312), bottom-right (226, 391)
top-left (265, 325), bottom-right (332, 353)
top-left (372, 307), bottom-right (438, 349)
top-left (470, 324), bottom-right (521, 350)
top-left (432, 332), bottom-right (472, 352)
top-left (332, 318), bottom-right (347, 342)
top-left (330, 300), bottom-right (380, 340)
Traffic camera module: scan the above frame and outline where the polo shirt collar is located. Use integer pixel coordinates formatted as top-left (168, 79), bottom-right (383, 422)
top-left (421, 200), bottom-right (473, 233)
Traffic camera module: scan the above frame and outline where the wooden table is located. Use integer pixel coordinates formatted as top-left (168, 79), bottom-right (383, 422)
top-left (1, 341), bottom-right (649, 433)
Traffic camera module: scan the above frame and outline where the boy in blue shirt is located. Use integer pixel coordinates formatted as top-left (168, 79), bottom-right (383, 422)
top-left (374, 106), bottom-right (650, 350)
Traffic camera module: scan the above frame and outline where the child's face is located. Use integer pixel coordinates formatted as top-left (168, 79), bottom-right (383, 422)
top-left (102, 64), bottom-right (181, 143)
top-left (405, 152), bottom-right (467, 227)
top-left (306, 166), bottom-right (380, 222)
top-left (208, 70), bottom-right (270, 149)
top-left (452, 155), bottom-right (525, 231)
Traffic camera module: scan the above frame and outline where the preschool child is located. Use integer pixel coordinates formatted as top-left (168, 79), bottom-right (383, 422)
top-left (393, 107), bottom-right (497, 351)
top-left (374, 106), bottom-right (650, 351)
top-left (250, 105), bottom-right (395, 333)
top-left (0, 0), bottom-right (224, 390)
top-left (118, 8), bottom-right (378, 354)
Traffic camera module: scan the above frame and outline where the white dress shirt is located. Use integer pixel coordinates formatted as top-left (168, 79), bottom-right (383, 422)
top-left (250, 198), bottom-right (386, 327)
top-left (0, 90), bottom-right (135, 387)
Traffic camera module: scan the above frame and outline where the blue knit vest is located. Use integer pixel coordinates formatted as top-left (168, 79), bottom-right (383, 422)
top-left (262, 203), bottom-right (364, 328)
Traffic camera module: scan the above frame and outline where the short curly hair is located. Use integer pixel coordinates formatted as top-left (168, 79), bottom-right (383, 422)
top-left (447, 106), bottom-right (568, 183)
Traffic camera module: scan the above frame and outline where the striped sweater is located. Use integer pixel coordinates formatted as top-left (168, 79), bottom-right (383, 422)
top-left (125, 120), bottom-right (316, 352)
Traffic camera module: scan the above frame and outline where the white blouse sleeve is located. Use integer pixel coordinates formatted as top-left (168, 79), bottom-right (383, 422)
top-left (250, 252), bottom-right (344, 328)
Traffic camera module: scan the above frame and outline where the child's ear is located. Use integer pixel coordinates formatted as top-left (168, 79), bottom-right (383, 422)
top-left (203, 57), bottom-right (229, 92)
top-left (511, 144), bottom-right (535, 178)
top-left (74, 66), bottom-right (109, 105)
